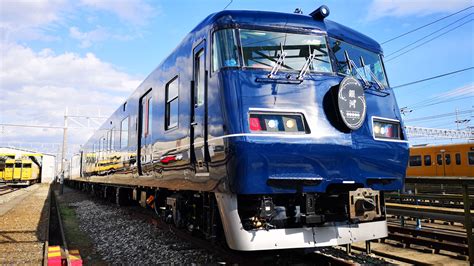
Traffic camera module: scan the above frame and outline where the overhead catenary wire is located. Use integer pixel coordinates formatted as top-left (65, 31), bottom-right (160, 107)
top-left (385, 13), bottom-right (472, 58)
top-left (404, 110), bottom-right (473, 122)
top-left (391, 67), bottom-right (474, 89)
top-left (381, 5), bottom-right (473, 44)
top-left (223, 0), bottom-right (233, 10)
top-left (385, 19), bottom-right (473, 62)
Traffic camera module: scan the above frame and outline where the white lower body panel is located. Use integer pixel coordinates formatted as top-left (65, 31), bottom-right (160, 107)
top-left (215, 192), bottom-right (388, 251)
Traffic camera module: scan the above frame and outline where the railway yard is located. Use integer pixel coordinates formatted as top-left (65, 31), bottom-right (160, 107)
top-left (0, 177), bottom-right (472, 265)
top-left (1, 3), bottom-right (473, 265)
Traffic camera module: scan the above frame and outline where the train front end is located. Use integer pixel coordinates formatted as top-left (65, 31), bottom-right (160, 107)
top-left (211, 10), bottom-right (409, 250)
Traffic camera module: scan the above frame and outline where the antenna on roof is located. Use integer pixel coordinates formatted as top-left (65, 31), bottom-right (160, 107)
top-left (310, 5), bottom-right (330, 20)
top-left (294, 8), bottom-right (303, 14)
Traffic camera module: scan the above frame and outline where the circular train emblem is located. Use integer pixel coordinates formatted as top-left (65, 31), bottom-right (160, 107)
top-left (337, 76), bottom-right (366, 130)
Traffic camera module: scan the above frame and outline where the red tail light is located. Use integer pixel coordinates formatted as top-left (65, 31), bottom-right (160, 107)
top-left (249, 117), bottom-right (262, 131)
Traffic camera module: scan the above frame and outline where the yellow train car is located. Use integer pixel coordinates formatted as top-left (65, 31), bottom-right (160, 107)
top-left (20, 158), bottom-right (40, 184)
top-left (407, 143), bottom-right (474, 177)
top-left (0, 154), bottom-right (15, 182)
top-left (4, 159), bottom-right (15, 182)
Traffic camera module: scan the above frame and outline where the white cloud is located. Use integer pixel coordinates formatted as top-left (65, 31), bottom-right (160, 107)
top-left (69, 26), bottom-right (109, 48)
top-left (0, 0), bottom-right (157, 44)
top-left (0, 43), bottom-right (142, 150)
top-left (367, 0), bottom-right (472, 20)
top-left (0, 0), bottom-right (68, 42)
top-left (69, 26), bottom-right (134, 48)
top-left (79, 0), bottom-right (157, 25)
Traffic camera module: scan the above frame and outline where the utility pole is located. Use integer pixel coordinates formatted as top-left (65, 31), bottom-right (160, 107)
top-left (456, 108), bottom-right (459, 130)
top-left (60, 107), bottom-right (68, 195)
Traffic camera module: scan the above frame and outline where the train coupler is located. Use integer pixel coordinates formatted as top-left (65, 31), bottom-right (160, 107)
top-left (348, 188), bottom-right (382, 222)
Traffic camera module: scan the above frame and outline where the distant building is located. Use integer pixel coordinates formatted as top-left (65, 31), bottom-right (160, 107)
top-left (0, 147), bottom-right (56, 183)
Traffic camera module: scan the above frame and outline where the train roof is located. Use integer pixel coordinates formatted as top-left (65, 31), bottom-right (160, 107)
top-left (198, 10), bottom-right (383, 53)
top-left (411, 143), bottom-right (474, 149)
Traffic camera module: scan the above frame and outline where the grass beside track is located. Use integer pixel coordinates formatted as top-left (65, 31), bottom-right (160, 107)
top-left (58, 198), bottom-right (105, 265)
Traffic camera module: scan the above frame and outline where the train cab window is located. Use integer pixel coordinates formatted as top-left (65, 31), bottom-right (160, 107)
top-left (437, 154), bottom-right (443, 165)
top-left (212, 29), bottom-right (239, 71)
top-left (239, 29), bottom-right (332, 73)
top-left (468, 152), bottom-right (474, 165)
top-left (409, 155), bottom-right (422, 167)
top-left (424, 155), bottom-right (431, 166)
top-left (120, 117), bottom-right (129, 148)
top-left (445, 154), bottom-right (451, 165)
top-left (165, 77), bottom-right (179, 130)
top-left (455, 153), bottom-right (461, 165)
top-left (15, 163), bottom-right (22, 168)
top-left (329, 38), bottom-right (389, 87)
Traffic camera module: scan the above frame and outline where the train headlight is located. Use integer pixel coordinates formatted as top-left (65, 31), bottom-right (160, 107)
top-left (249, 112), bottom-right (308, 133)
top-left (267, 119), bottom-right (278, 129)
top-left (373, 118), bottom-right (401, 140)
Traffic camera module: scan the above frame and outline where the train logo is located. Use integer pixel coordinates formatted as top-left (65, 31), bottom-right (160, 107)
top-left (338, 76), bottom-right (366, 130)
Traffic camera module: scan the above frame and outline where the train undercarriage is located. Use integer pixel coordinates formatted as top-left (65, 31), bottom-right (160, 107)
top-left (66, 179), bottom-right (387, 251)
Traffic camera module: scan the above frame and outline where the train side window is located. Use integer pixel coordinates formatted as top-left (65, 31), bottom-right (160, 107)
top-left (455, 153), bottom-right (461, 165)
top-left (120, 117), bottom-right (129, 148)
top-left (424, 155), bottom-right (431, 166)
top-left (437, 154), bottom-right (443, 165)
top-left (165, 76), bottom-right (179, 130)
top-left (148, 97), bottom-right (152, 136)
top-left (195, 49), bottom-right (205, 106)
top-left (445, 154), bottom-right (451, 165)
top-left (143, 97), bottom-right (152, 136)
top-left (468, 152), bottom-right (474, 165)
top-left (409, 155), bottom-right (422, 167)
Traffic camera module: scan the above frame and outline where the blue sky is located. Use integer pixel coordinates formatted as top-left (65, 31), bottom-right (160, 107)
top-left (0, 0), bottom-right (472, 155)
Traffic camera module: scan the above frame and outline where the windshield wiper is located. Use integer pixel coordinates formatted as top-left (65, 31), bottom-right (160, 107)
top-left (268, 43), bottom-right (287, 78)
top-left (344, 50), bottom-right (370, 87)
top-left (359, 56), bottom-right (385, 90)
top-left (297, 46), bottom-right (319, 80)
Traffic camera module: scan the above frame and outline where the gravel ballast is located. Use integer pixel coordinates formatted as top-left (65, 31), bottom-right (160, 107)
top-left (69, 200), bottom-right (219, 264)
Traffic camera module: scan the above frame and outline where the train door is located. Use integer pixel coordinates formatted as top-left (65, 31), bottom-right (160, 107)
top-left (4, 160), bottom-right (14, 181)
top-left (190, 41), bottom-right (210, 175)
top-left (137, 89), bottom-right (153, 175)
top-left (435, 153), bottom-right (445, 176)
top-left (13, 160), bottom-right (22, 181)
top-left (444, 152), bottom-right (454, 176)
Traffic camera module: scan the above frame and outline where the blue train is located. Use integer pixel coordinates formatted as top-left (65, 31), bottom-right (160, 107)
top-left (69, 6), bottom-right (409, 250)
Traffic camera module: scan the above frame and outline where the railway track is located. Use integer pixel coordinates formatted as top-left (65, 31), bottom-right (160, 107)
top-left (0, 187), bottom-right (19, 196)
top-left (386, 222), bottom-right (469, 256)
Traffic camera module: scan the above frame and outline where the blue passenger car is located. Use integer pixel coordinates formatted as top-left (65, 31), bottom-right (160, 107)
top-left (75, 6), bottom-right (409, 251)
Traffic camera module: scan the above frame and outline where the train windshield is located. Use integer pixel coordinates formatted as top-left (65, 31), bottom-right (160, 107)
top-left (329, 38), bottom-right (389, 87)
top-left (239, 29), bottom-right (332, 73)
